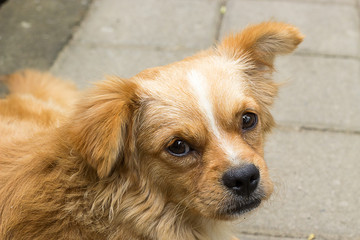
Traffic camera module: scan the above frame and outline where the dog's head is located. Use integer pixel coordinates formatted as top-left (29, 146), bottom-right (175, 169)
top-left (70, 22), bottom-right (303, 220)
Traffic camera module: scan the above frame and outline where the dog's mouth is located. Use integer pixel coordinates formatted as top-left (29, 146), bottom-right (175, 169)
top-left (219, 198), bottom-right (262, 218)
top-left (229, 199), bottom-right (261, 215)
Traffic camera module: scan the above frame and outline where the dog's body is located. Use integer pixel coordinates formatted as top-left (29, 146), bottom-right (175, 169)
top-left (0, 22), bottom-right (303, 240)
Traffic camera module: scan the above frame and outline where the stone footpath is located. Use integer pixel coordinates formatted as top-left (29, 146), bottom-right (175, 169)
top-left (1, 0), bottom-right (359, 239)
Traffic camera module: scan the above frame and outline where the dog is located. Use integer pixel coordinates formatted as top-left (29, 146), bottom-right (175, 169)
top-left (0, 22), bottom-right (303, 240)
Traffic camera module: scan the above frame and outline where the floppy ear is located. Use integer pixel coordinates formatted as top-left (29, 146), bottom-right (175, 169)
top-left (218, 21), bottom-right (304, 69)
top-left (69, 77), bottom-right (138, 178)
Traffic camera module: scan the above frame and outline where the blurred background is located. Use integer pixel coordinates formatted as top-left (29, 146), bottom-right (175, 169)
top-left (0, 0), bottom-right (359, 239)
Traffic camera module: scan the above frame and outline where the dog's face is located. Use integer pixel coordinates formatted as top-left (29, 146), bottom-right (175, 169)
top-left (134, 55), bottom-right (274, 219)
top-left (70, 22), bottom-right (303, 220)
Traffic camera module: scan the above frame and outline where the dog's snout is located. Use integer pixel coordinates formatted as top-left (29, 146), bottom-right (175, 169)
top-left (222, 164), bottom-right (260, 197)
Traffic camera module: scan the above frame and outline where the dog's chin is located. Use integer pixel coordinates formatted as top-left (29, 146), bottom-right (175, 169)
top-left (216, 198), bottom-right (262, 220)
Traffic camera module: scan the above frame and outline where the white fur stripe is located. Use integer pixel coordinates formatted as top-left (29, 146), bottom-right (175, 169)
top-left (187, 70), bottom-right (221, 139)
top-left (187, 70), bottom-right (237, 163)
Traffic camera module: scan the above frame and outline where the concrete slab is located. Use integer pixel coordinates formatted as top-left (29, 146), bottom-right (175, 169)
top-left (51, 0), bottom-right (225, 87)
top-left (71, 0), bottom-right (222, 50)
top-left (0, 81), bottom-right (7, 98)
top-left (272, 55), bottom-right (360, 131)
top-left (51, 44), bottom-right (195, 88)
top-left (234, 128), bottom-right (360, 240)
top-left (0, 0), bottom-right (92, 75)
top-left (220, 0), bottom-right (360, 57)
top-left (237, 234), bottom-right (303, 240)
top-left (276, 0), bottom-right (356, 4)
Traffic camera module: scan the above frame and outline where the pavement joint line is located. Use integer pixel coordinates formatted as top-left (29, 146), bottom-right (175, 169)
top-left (0, 0), bottom-right (8, 9)
top-left (48, 32), bottom-right (76, 71)
top-left (238, 231), bottom-right (306, 239)
top-left (293, 51), bottom-right (360, 61)
top-left (214, 0), bottom-right (227, 42)
top-left (239, 231), bottom-right (353, 240)
top-left (67, 42), bottom-right (201, 52)
top-left (299, 126), bottom-right (360, 135)
top-left (243, 0), bottom-right (357, 7)
top-left (355, 0), bottom-right (360, 59)
top-left (356, 0), bottom-right (360, 43)
top-left (60, 43), bottom-right (360, 62)
top-left (277, 124), bottom-right (360, 135)
top-left (50, 0), bottom-right (95, 70)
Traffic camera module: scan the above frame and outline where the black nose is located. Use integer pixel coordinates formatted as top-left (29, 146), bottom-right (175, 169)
top-left (222, 164), bottom-right (260, 197)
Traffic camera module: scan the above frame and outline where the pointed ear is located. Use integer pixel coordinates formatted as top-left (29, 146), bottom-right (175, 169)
top-left (69, 77), bottom-right (138, 178)
top-left (218, 21), bottom-right (304, 68)
top-left (218, 22), bottom-right (303, 133)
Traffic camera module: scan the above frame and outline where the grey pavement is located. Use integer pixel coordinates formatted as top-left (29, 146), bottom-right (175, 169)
top-left (1, 0), bottom-right (359, 239)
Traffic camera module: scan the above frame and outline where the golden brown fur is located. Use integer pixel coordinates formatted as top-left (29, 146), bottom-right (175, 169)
top-left (0, 22), bottom-right (303, 239)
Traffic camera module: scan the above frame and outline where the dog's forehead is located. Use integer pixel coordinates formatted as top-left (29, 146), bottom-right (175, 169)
top-left (138, 55), bottom-right (253, 155)
top-left (140, 55), bottom-right (249, 109)
top-left (185, 56), bottom-right (248, 111)
top-left (137, 54), bottom-right (255, 128)
top-left (188, 56), bottom-right (246, 92)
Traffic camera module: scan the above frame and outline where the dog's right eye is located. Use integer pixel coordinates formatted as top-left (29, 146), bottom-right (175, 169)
top-left (167, 140), bottom-right (191, 157)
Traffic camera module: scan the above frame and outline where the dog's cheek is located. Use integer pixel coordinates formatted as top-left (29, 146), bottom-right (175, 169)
top-left (193, 172), bottom-right (227, 217)
top-left (256, 158), bottom-right (274, 199)
top-left (242, 131), bottom-right (265, 157)
top-left (183, 150), bottom-right (230, 217)
top-left (140, 152), bottom-right (204, 204)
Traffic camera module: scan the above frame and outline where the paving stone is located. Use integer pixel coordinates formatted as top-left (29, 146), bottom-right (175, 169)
top-left (72, 0), bottom-right (221, 50)
top-left (236, 234), bottom-right (303, 240)
top-left (235, 128), bottom-right (360, 240)
top-left (0, 81), bottom-right (7, 98)
top-left (272, 55), bottom-right (360, 131)
top-left (220, 0), bottom-right (360, 57)
top-left (51, 44), bottom-right (195, 88)
top-left (0, 0), bottom-right (92, 75)
top-left (272, 0), bottom-right (356, 4)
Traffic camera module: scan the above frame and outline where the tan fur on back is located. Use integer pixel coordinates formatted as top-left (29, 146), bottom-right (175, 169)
top-left (0, 22), bottom-right (303, 240)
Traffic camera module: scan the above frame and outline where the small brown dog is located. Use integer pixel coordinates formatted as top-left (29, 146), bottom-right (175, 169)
top-left (0, 22), bottom-right (303, 240)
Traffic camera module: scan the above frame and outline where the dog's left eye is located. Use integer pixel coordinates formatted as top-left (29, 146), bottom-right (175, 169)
top-left (242, 112), bottom-right (258, 131)
top-left (167, 140), bottom-right (191, 157)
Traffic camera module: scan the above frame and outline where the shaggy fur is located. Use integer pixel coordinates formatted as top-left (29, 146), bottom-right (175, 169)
top-left (0, 22), bottom-right (303, 240)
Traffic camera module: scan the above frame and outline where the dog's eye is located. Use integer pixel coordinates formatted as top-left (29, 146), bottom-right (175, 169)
top-left (242, 112), bottom-right (258, 131)
top-left (167, 140), bottom-right (191, 157)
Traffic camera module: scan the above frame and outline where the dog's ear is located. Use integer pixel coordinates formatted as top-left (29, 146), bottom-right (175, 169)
top-left (218, 22), bottom-right (303, 133)
top-left (69, 77), bottom-right (138, 178)
top-left (218, 21), bottom-right (304, 69)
